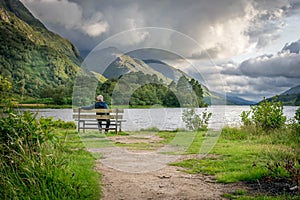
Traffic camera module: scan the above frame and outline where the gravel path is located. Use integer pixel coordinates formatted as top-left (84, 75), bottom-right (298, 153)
top-left (88, 134), bottom-right (249, 200)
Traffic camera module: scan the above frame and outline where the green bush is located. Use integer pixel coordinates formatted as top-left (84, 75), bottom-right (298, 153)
top-left (0, 75), bottom-right (15, 113)
top-left (241, 98), bottom-right (286, 132)
top-left (182, 108), bottom-right (212, 131)
top-left (39, 116), bottom-right (76, 129)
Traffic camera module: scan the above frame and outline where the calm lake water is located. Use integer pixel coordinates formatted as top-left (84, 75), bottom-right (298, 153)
top-left (22, 106), bottom-right (299, 131)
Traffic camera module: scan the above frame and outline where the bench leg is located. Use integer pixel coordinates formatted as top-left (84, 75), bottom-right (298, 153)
top-left (83, 121), bottom-right (85, 133)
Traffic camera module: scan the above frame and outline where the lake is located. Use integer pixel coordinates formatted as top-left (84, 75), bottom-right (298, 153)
top-left (22, 106), bottom-right (299, 131)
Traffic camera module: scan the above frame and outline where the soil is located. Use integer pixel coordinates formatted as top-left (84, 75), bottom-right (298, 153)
top-left (88, 134), bottom-right (299, 200)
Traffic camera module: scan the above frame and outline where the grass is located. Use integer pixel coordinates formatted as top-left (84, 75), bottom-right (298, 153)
top-left (0, 128), bottom-right (101, 200)
top-left (168, 126), bottom-right (300, 199)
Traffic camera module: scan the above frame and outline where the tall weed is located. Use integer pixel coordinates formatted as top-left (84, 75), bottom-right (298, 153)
top-left (0, 110), bottom-right (99, 199)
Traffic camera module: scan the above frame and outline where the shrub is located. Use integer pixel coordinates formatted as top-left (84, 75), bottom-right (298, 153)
top-left (295, 107), bottom-right (300, 124)
top-left (39, 116), bottom-right (76, 129)
top-left (241, 98), bottom-right (286, 132)
top-left (182, 108), bottom-right (212, 131)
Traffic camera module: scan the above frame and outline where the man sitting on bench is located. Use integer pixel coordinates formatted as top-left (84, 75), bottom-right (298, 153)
top-left (81, 95), bottom-right (110, 133)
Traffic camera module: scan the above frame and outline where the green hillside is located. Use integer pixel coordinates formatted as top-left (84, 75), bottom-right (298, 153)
top-left (0, 0), bottom-right (82, 99)
top-left (267, 84), bottom-right (300, 106)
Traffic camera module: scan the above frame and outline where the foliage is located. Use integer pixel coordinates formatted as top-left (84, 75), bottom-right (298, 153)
top-left (40, 84), bottom-right (73, 105)
top-left (182, 108), bottom-right (212, 131)
top-left (0, 111), bottom-right (56, 164)
top-left (0, 109), bottom-right (99, 199)
top-left (295, 107), bottom-right (300, 124)
top-left (0, 74), bottom-right (11, 100)
top-left (288, 107), bottom-right (300, 138)
top-left (241, 98), bottom-right (286, 132)
top-left (265, 159), bottom-right (300, 189)
top-left (39, 116), bottom-right (76, 129)
top-left (0, 134), bottom-right (100, 199)
top-left (0, 74), bottom-right (15, 112)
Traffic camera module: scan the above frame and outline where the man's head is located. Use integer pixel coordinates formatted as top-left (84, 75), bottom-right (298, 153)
top-left (97, 95), bottom-right (104, 102)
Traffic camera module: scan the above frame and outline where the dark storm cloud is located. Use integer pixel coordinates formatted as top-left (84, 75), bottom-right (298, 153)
top-left (218, 38), bottom-right (300, 101)
top-left (20, 0), bottom-right (296, 58)
top-left (239, 51), bottom-right (300, 78)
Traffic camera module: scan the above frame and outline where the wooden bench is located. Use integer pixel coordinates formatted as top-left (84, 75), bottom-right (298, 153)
top-left (73, 108), bottom-right (125, 134)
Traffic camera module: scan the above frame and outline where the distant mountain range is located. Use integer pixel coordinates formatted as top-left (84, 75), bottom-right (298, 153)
top-left (0, 0), bottom-right (255, 105)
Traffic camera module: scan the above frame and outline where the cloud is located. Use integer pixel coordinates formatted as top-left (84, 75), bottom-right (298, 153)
top-left (282, 39), bottom-right (300, 53)
top-left (217, 39), bottom-right (300, 101)
top-left (20, 0), bottom-right (296, 58)
top-left (21, 0), bottom-right (109, 37)
top-left (239, 51), bottom-right (300, 78)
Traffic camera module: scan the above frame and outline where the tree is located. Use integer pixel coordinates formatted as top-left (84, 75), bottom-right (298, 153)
top-left (182, 108), bottom-right (212, 131)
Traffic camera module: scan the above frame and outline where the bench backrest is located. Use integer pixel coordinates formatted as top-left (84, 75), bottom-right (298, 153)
top-left (73, 108), bottom-right (124, 120)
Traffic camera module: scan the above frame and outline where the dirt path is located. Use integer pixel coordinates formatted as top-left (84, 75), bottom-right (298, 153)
top-left (89, 134), bottom-right (249, 200)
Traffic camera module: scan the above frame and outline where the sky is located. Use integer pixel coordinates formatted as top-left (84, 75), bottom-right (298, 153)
top-left (20, 0), bottom-right (300, 102)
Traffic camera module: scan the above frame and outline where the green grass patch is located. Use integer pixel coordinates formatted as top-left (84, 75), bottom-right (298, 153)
top-left (171, 127), bottom-right (299, 185)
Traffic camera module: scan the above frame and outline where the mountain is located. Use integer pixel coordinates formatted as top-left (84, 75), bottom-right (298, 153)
top-left (267, 84), bottom-right (300, 106)
top-left (226, 95), bottom-right (256, 105)
top-left (0, 0), bottom-right (82, 97)
top-left (142, 59), bottom-right (189, 82)
top-left (85, 47), bottom-right (254, 105)
top-left (103, 55), bottom-right (171, 83)
top-left (203, 91), bottom-right (256, 105)
top-left (281, 84), bottom-right (300, 95)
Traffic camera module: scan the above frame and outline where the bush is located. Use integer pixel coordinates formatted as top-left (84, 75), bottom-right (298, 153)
top-left (39, 116), bottom-right (76, 129)
top-left (241, 98), bottom-right (286, 132)
top-left (182, 108), bottom-right (212, 131)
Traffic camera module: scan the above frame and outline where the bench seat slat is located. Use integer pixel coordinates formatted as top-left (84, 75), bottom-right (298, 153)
top-left (73, 115), bottom-right (123, 120)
